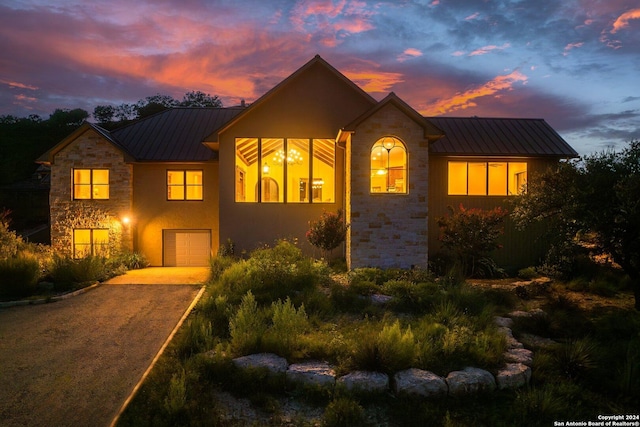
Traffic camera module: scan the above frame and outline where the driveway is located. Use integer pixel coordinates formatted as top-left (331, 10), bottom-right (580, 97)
top-left (0, 267), bottom-right (209, 427)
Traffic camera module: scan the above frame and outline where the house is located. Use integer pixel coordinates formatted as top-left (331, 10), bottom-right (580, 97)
top-left (38, 55), bottom-right (578, 270)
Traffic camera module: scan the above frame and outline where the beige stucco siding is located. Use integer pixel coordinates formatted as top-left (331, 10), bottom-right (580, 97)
top-left (49, 129), bottom-right (132, 256)
top-left (132, 162), bottom-right (219, 266)
top-left (216, 60), bottom-right (372, 256)
top-left (428, 156), bottom-right (557, 270)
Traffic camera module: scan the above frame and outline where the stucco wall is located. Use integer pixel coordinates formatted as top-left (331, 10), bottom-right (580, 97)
top-left (348, 104), bottom-right (430, 269)
top-left (132, 162), bottom-right (219, 266)
top-left (49, 129), bottom-right (132, 256)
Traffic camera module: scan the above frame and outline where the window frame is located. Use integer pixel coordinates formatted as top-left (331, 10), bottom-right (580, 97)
top-left (72, 168), bottom-right (109, 200)
top-left (234, 137), bottom-right (336, 204)
top-left (167, 169), bottom-right (204, 201)
top-left (447, 160), bottom-right (528, 196)
top-left (73, 228), bottom-right (109, 259)
top-left (370, 136), bottom-right (408, 194)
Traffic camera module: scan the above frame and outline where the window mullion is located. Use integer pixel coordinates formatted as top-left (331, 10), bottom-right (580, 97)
top-left (257, 138), bottom-right (262, 203)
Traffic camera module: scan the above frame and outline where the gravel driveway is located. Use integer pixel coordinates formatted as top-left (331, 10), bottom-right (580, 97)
top-left (0, 272), bottom-right (205, 427)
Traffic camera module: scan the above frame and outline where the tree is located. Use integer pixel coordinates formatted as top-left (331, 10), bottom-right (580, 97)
top-left (436, 204), bottom-right (508, 277)
top-left (180, 90), bottom-right (222, 108)
top-left (512, 140), bottom-right (640, 310)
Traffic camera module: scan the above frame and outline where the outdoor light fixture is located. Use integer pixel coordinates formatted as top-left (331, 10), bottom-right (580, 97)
top-left (122, 216), bottom-right (130, 225)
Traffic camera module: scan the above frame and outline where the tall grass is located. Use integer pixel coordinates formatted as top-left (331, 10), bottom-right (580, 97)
top-left (0, 253), bottom-right (41, 298)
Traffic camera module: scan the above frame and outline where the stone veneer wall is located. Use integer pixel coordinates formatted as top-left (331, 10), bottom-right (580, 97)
top-left (49, 129), bottom-right (133, 256)
top-left (347, 104), bottom-right (429, 269)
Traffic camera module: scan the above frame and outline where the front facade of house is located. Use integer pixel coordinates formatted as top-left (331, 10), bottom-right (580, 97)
top-left (39, 56), bottom-right (578, 270)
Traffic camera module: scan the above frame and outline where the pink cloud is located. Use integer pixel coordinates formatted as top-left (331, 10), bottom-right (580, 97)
top-left (421, 71), bottom-right (528, 115)
top-left (0, 79), bottom-right (38, 90)
top-left (397, 48), bottom-right (423, 62)
top-left (468, 43), bottom-right (510, 56)
top-left (563, 42), bottom-right (584, 56)
top-left (465, 12), bottom-right (480, 21)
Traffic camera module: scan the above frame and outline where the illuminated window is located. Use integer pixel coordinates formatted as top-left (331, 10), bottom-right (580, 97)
top-left (167, 170), bottom-right (203, 200)
top-left (73, 228), bottom-right (109, 258)
top-left (235, 138), bottom-right (335, 203)
top-left (370, 137), bottom-right (407, 193)
top-left (448, 161), bottom-right (527, 195)
top-left (73, 169), bottom-right (109, 199)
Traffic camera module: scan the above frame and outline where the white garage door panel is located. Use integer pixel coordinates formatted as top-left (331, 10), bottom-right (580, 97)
top-left (164, 230), bottom-right (211, 267)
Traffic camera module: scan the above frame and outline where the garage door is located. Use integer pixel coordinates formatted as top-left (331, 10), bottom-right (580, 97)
top-left (164, 230), bottom-right (211, 267)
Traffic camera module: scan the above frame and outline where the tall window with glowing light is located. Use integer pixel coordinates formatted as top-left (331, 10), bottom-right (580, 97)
top-left (370, 137), bottom-right (407, 193)
top-left (235, 138), bottom-right (335, 203)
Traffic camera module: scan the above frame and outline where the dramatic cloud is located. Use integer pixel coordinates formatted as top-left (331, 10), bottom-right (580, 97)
top-left (0, 0), bottom-right (637, 154)
top-left (422, 71), bottom-right (528, 115)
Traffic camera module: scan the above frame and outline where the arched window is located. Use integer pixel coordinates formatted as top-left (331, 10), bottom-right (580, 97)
top-left (370, 136), bottom-right (407, 193)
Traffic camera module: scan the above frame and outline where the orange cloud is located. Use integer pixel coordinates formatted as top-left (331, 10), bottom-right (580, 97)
top-left (611, 8), bottom-right (640, 33)
top-left (343, 70), bottom-right (404, 93)
top-left (421, 71), bottom-right (528, 115)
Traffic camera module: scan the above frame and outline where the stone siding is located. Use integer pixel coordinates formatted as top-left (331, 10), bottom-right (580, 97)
top-left (347, 104), bottom-right (429, 269)
top-left (49, 129), bottom-right (132, 256)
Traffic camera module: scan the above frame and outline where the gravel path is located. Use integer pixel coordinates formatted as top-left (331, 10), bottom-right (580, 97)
top-left (0, 283), bottom-right (202, 427)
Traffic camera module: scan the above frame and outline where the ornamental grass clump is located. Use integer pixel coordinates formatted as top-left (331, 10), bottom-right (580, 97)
top-left (351, 319), bottom-right (416, 374)
top-left (229, 291), bottom-right (267, 355)
top-left (263, 297), bottom-right (309, 359)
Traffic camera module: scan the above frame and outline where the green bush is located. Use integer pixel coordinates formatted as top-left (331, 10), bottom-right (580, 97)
top-left (49, 255), bottom-right (107, 290)
top-left (518, 266), bottom-right (539, 280)
top-left (209, 255), bottom-right (235, 282)
top-left (263, 297), bottom-right (308, 359)
top-left (229, 291), bottom-right (267, 355)
top-left (218, 240), bottom-right (329, 304)
top-left (172, 314), bottom-right (214, 361)
top-left (0, 254), bottom-right (41, 298)
top-left (114, 251), bottom-right (149, 270)
top-left (351, 319), bottom-right (416, 374)
top-left (322, 397), bottom-right (365, 427)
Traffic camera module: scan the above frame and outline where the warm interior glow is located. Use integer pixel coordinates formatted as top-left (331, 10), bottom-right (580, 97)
top-left (370, 137), bottom-right (407, 193)
top-left (73, 228), bottom-right (109, 258)
top-left (167, 170), bottom-right (203, 200)
top-left (73, 168), bottom-right (109, 200)
top-left (448, 161), bottom-right (528, 195)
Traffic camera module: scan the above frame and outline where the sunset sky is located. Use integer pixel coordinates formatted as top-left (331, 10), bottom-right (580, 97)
top-left (1, 0), bottom-right (639, 155)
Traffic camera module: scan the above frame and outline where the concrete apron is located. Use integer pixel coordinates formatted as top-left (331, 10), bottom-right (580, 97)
top-left (104, 267), bottom-right (211, 285)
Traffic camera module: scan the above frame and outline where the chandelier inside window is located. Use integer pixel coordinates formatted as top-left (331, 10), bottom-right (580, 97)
top-left (272, 148), bottom-right (303, 165)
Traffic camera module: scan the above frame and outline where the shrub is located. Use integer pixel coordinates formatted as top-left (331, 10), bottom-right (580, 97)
top-left (163, 369), bottom-right (187, 418)
top-left (436, 204), bottom-right (508, 277)
top-left (518, 266), bottom-right (539, 280)
top-left (351, 319), bottom-right (416, 374)
top-left (209, 255), bottom-right (235, 282)
top-left (322, 397), bottom-right (365, 427)
top-left (264, 297), bottom-right (309, 358)
top-left (0, 209), bottom-right (22, 259)
top-left (173, 314), bottom-right (214, 360)
top-left (49, 255), bottom-right (107, 290)
top-left (229, 291), bottom-right (267, 355)
top-left (0, 254), bottom-right (41, 298)
top-left (114, 251), bottom-right (149, 270)
top-left (306, 209), bottom-right (348, 259)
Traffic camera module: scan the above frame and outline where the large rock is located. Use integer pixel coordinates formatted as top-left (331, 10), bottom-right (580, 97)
top-left (232, 353), bottom-right (288, 374)
top-left (446, 367), bottom-right (496, 396)
top-left (504, 348), bottom-right (534, 366)
top-left (393, 368), bottom-right (447, 398)
top-left (496, 363), bottom-right (531, 390)
top-left (497, 326), bottom-right (524, 349)
top-left (494, 316), bottom-right (514, 328)
top-left (337, 371), bottom-right (389, 393)
top-left (286, 361), bottom-right (336, 387)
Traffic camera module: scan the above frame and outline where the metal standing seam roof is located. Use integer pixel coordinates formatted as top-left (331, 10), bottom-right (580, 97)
top-left (111, 107), bottom-right (244, 161)
top-left (427, 117), bottom-right (578, 157)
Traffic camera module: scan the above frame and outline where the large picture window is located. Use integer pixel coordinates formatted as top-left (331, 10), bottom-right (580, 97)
top-left (370, 137), bottom-right (407, 193)
top-left (73, 228), bottom-right (109, 258)
top-left (235, 137), bottom-right (335, 203)
top-left (167, 170), bottom-right (203, 200)
top-left (73, 169), bottom-right (109, 200)
top-left (448, 161), bottom-right (527, 196)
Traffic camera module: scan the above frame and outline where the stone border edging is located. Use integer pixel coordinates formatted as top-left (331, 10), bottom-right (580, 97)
top-left (227, 311), bottom-right (540, 399)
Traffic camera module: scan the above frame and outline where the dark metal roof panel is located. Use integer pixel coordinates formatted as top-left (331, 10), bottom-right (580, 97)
top-left (427, 117), bottom-right (578, 157)
top-left (112, 107), bottom-right (243, 161)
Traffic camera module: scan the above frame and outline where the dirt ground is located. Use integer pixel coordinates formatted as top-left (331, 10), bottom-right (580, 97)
top-left (0, 283), bottom-right (202, 427)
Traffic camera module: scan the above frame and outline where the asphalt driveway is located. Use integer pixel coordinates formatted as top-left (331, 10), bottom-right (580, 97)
top-left (0, 268), bottom-right (208, 427)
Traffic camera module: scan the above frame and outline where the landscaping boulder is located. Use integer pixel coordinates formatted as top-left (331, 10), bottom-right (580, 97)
top-left (337, 371), bottom-right (389, 393)
top-left (494, 316), bottom-right (514, 328)
top-left (286, 361), bottom-right (336, 387)
top-left (446, 367), bottom-right (496, 396)
top-left (496, 363), bottom-right (531, 390)
top-left (370, 293), bottom-right (393, 305)
top-left (232, 353), bottom-right (288, 374)
top-left (497, 326), bottom-right (524, 349)
top-left (393, 368), bottom-right (447, 398)
top-left (504, 348), bottom-right (533, 366)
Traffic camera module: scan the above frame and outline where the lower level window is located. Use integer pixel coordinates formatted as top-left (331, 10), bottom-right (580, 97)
top-left (73, 229), bottom-right (109, 258)
top-left (448, 161), bottom-right (527, 195)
